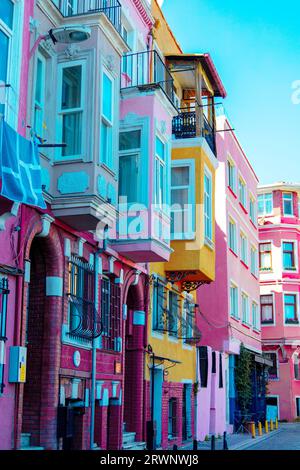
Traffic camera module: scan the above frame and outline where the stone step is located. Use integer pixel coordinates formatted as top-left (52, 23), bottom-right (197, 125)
top-left (123, 441), bottom-right (147, 451)
top-left (122, 431), bottom-right (137, 445)
top-left (20, 433), bottom-right (31, 448)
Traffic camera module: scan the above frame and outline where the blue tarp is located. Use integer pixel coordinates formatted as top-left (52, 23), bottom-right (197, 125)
top-left (0, 116), bottom-right (46, 208)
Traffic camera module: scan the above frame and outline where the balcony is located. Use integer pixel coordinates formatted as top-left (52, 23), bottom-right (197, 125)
top-left (52, 0), bottom-right (122, 33)
top-left (172, 109), bottom-right (216, 155)
top-left (121, 50), bottom-right (177, 109)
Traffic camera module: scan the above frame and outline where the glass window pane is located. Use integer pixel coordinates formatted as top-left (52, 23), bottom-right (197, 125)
top-left (102, 73), bottom-right (113, 121)
top-left (0, 0), bottom-right (14, 29)
top-left (62, 112), bottom-right (82, 156)
top-left (35, 58), bottom-right (43, 104)
top-left (171, 166), bottom-right (189, 186)
top-left (119, 154), bottom-right (138, 203)
top-left (156, 137), bottom-right (165, 161)
top-left (172, 188), bottom-right (188, 206)
top-left (119, 130), bottom-right (141, 150)
top-left (101, 121), bottom-right (113, 166)
top-left (62, 65), bottom-right (82, 109)
top-left (0, 29), bottom-right (9, 83)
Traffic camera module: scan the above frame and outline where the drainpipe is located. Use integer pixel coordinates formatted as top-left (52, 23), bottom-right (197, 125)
top-left (90, 225), bottom-right (109, 449)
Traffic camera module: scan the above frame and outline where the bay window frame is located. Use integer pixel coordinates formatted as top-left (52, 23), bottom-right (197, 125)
top-left (260, 293), bottom-right (275, 325)
top-left (171, 159), bottom-right (195, 240)
top-left (100, 67), bottom-right (115, 170)
top-left (282, 240), bottom-right (297, 272)
top-left (284, 292), bottom-right (299, 325)
top-left (57, 59), bottom-right (86, 160)
top-left (283, 192), bottom-right (294, 216)
top-left (204, 165), bottom-right (213, 244)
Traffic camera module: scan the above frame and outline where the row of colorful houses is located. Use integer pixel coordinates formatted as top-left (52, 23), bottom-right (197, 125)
top-left (0, 0), bottom-right (298, 451)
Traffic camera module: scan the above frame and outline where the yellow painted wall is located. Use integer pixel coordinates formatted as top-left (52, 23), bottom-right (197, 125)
top-left (145, 263), bottom-right (197, 383)
top-left (165, 145), bottom-right (216, 282)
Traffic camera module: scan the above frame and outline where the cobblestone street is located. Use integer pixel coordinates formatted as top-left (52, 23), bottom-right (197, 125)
top-left (247, 424), bottom-right (300, 451)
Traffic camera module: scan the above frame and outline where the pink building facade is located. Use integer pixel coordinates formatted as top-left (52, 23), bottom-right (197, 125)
top-left (197, 115), bottom-right (263, 437)
top-left (258, 183), bottom-right (300, 422)
top-left (0, 0), bottom-right (177, 450)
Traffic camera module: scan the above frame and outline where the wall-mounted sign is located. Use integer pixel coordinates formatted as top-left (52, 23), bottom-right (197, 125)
top-left (115, 361), bottom-right (122, 374)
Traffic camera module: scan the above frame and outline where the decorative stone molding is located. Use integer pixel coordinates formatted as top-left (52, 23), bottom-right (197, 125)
top-left (0, 202), bottom-right (20, 232)
top-left (64, 44), bottom-right (81, 60)
top-left (36, 214), bottom-right (55, 238)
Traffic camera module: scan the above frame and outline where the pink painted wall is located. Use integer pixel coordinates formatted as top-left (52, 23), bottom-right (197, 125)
top-left (196, 346), bottom-right (212, 441)
top-left (198, 115), bottom-right (261, 355)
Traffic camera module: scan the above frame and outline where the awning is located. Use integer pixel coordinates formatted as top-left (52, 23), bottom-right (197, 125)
top-left (255, 355), bottom-right (273, 367)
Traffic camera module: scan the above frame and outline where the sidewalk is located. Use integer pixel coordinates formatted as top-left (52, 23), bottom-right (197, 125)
top-left (179, 428), bottom-right (282, 451)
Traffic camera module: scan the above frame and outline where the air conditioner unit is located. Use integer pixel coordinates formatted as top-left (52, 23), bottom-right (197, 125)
top-left (49, 25), bottom-right (91, 44)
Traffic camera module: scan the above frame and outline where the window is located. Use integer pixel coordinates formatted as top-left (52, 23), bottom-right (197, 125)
top-left (251, 245), bottom-right (258, 276)
top-left (283, 193), bottom-right (294, 216)
top-left (260, 295), bottom-right (274, 324)
top-left (59, 63), bottom-right (84, 158)
top-left (228, 218), bottom-right (237, 253)
top-left (284, 294), bottom-right (298, 324)
top-left (249, 195), bottom-right (256, 225)
top-left (230, 283), bottom-right (239, 319)
top-left (219, 353), bottom-right (223, 388)
top-left (240, 232), bottom-right (248, 265)
top-left (168, 291), bottom-right (178, 337)
top-left (227, 159), bottom-right (236, 193)
top-left (68, 256), bottom-right (96, 339)
top-left (204, 169), bottom-right (213, 241)
top-left (171, 162), bottom-right (194, 239)
top-left (119, 129), bottom-right (141, 203)
top-left (297, 398), bottom-right (300, 418)
top-left (101, 71), bottom-right (114, 168)
top-left (258, 193), bottom-right (273, 216)
top-left (0, 1), bottom-right (14, 116)
top-left (239, 177), bottom-right (247, 208)
top-left (0, 278), bottom-right (9, 395)
top-left (259, 242), bottom-right (272, 271)
top-left (183, 298), bottom-right (194, 342)
top-left (241, 292), bottom-right (249, 324)
top-left (212, 351), bottom-right (216, 373)
top-left (155, 137), bottom-right (166, 209)
top-left (265, 352), bottom-right (278, 379)
top-left (101, 278), bottom-right (121, 351)
top-left (152, 279), bottom-right (166, 332)
top-left (283, 242), bottom-right (297, 270)
top-left (294, 354), bottom-right (300, 380)
top-left (33, 54), bottom-right (46, 139)
top-left (168, 398), bottom-right (177, 439)
top-left (199, 346), bottom-right (208, 388)
top-left (252, 301), bottom-right (259, 330)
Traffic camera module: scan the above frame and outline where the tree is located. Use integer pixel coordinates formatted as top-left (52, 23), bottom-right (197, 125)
top-left (235, 344), bottom-right (252, 418)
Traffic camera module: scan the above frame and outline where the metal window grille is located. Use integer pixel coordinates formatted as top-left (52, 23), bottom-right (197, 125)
top-left (101, 278), bottom-right (121, 351)
top-left (152, 279), bottom-right (168, 333)
top-left (168, 398), bottom-right (177, 439)
top-left (68, 255), bottom-right (101, 340)
top-left (0, 278), bottom-right (9, 394)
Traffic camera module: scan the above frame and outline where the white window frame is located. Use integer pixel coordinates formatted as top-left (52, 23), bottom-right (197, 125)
top-left (258, 192), bottom-right (273, 216)
top-left (154, 135), bottom-right (166, 210)
top-left (241, 290), bottom-right (250, 325)
top-left (119, 127), bottom-right (142, 204)
top-left (282, 239), bottom-right (298, 273)
top-left (56, 59), bottom-right (86, 160)
top-left (252, 301), bottom-right (260, 331)
top-left (228, 216), bottom-right (237, 254)
top-left (238, 174), bottom-right (247, 209)
top-left (283, 292), bottom-right (300, 327)
top-left (229, 281), bottom-right (239, 320)
top-left (259, 240), bottom-right (273, 272)
top-left (33, 51), bottom-right (46, 139)
top-left (283, 192), bottom-right (294, 216)
top-left (250, 244), bottom-right (258, 277)
top-left (249, 193), bottom-right (256, 225)
top-left (204, 165), bottom-right (213, 244)
top-left (227, 155), bottom-right (237, 194)
top-left (100, 67), bottom-right (115, 169)
top-left (171, 159), bottom-right (195, 240)
top-left (240, 231), bottom-right (248, 266)
top-left (260, 292), bottom-right (276, 326)
top-left (0, 0), bottom-right (24, 129)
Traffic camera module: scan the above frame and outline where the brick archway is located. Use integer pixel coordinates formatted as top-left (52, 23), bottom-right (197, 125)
top-left (19, 222), bottom-right (64, 449)
top-left (123, 273), bottom-right (148, 444)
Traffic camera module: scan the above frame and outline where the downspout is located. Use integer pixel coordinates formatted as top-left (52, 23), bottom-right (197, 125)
top-left (90, 225), bottom-right (109, 449)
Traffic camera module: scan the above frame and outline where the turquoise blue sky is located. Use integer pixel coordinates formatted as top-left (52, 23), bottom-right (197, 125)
top-left (162, 0), bottom-right (300, 184)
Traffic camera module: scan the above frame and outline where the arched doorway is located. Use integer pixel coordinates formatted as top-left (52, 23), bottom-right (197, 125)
top-left (21, 232), bottom-right (63, 449)
top-left (123, 279), bottom-right (146, 448)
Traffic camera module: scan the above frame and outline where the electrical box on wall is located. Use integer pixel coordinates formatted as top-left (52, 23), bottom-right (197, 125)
top-left (8, 346), bottom-right (27, 383)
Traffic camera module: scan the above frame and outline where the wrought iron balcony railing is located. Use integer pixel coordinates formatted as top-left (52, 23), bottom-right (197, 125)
top-left (52, 0), bottom-right (122, 33)
top-left (172, 109), bottom-right (217, 155)
top-left (121, 50), bottom-right (176, 108)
